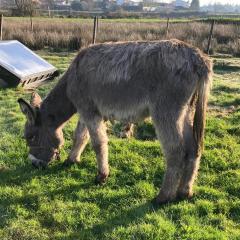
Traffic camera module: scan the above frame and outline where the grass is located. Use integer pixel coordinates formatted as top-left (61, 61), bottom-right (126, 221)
top-left (0, 51), bottom-right (240, 239)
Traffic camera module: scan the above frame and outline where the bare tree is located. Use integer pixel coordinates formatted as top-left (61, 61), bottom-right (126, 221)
top-left (15, 0), bottom-right (39, 16)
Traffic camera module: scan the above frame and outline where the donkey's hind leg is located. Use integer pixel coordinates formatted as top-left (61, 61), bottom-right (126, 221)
top-left (177, 108), bottom-right (200, 199)
top-left (151, 106), bottom-right (187, 204)
top-left (64, 120), bottom-right (90, 165)
top-left (85, 116), bottom-right (109, 184)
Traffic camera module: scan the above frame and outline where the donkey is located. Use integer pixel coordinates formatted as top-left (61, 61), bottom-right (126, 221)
top-left (18, 40), bottom-right (212, 204)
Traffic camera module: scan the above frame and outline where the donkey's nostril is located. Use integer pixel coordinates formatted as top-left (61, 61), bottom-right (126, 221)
top-left (32, 161), bottom-right (39, 168)
top-left (31, 160), bottom-right (47, 169)
top-left (39, 161), bottom-right (47, 169)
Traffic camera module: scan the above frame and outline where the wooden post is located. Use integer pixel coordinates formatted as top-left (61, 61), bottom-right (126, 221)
top-left (0, 14), bottom-right (3, 41)
top-left (96, 16), bottom-right (99, 32)
top-left (166, 17), bottom-right (170, 38)
top-left (30, 15), bottom-right (33, 31)
top-left (92, 16), bottom-right (97, 44)
top-left (207, 20), bottom-right (215, 55)
top-left (48, 6), bottom-right (51, 18)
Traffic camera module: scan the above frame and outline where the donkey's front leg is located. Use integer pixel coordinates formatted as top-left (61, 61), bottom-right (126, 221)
top-left (156, 145), bottom-right (185, 204)
top-left (86, 116), bottom-right (109, 184)
top-left (64, 120), bottom-right (90, 165)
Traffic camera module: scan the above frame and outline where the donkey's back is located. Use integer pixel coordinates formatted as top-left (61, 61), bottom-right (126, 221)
top-left (67, 40), bottom-right (211, 122)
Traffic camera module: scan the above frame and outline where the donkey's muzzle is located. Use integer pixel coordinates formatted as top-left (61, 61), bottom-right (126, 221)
top-left (29, 154), bottom-right (48, 168)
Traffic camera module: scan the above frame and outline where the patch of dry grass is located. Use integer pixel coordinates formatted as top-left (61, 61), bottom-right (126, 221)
top-left (2, 18), bottom-right (240, 55)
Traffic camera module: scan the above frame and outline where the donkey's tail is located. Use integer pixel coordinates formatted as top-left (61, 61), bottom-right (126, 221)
top-left (193, 57), bottom-right (213, 157)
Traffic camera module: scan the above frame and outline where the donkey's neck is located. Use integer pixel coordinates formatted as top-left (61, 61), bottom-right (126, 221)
top-left (40, 78), bottom-right (76, 129)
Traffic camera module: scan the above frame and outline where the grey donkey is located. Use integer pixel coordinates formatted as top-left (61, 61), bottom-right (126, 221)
top-left (18, 40), bottom-right (212, 204)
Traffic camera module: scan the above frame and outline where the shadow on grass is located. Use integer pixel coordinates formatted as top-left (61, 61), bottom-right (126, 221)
top-left (220, 98), bottom-right (240, 107)
top-left (0, 168), bottom-right (159, 240)
top-left (0, 162), bottom-right (97, 226)
top-left (55, 201), bottom-right (158, 240)
top-left (0, 161), bottom-right (92, 188)
top-left (212, 85), bottom-right (240, 95)
top-left (213, 64), bottom-right (240, 73)
top-left (209, 97), bottom-right (240, 108)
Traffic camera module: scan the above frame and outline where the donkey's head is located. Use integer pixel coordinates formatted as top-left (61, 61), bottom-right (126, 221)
top-left (18, 93), bottom-right (64, 168)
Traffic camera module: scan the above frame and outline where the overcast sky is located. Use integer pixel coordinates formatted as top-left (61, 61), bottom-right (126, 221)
top-left (161, 1), bottom-right (238, 6)
top-left (199, 0), bottom-right (237, 6)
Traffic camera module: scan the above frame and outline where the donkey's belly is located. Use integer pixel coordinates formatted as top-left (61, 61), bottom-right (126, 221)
top-left (91, 79), bottom-right (150, 122)
top-left (97, 101), bottom-right (149, 122)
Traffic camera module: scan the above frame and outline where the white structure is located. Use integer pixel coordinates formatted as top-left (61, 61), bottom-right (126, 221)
top-left (175, 0), bottom-right (190, 8)
top-left (0, 41), bottom-right (57, 88)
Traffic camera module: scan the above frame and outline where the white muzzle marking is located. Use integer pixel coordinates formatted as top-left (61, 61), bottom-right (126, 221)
top-left (28, 154), bottom-right (46, 166)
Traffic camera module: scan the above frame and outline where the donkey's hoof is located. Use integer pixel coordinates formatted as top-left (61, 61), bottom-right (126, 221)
top-left (151, 197), bottom-right (172, 209)
top-left (152, 197), bottom-right (170, 206)
top-left (63, 158), bottom-right (80, 167)
top-left (153, 193), bottom-right (177, 206)
top-left (177, 190), bottom-right (193, 200)
top-left (95, 172), bottom-right (108, 185)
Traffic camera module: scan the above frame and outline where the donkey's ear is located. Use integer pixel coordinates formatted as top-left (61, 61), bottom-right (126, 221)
top-left (30, 92), bottom-right (42, 108)
top-left (18, 98), bottom-right (36, 125)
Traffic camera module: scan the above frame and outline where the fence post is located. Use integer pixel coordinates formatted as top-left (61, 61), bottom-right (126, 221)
top-left (166, 17), bottom-right (169, 38)
top-left (96, 16), bottom-right (99, 33)
top-left (0, 14), bottom-right (3, 41)
top-left (92, 16), bottom-right (97, 44)
top-left (48, 6), bottom-right (51, 18)
top-left (206, 20), bottom-right (215, 55)
top-left (30, 15), bottom-right (33, 31)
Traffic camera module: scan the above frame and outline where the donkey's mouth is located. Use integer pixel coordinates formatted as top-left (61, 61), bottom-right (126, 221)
top-left (28, 151), bottom-right (60, 168)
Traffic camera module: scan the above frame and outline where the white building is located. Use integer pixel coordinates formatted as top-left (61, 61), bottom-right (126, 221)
top-left (175, 0), bottom-right (190, 8)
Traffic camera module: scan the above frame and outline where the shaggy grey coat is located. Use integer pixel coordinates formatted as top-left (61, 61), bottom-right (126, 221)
top-left (18, 39), bottom-right (212, 204)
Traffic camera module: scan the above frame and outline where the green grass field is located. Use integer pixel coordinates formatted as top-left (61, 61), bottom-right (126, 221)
top-left (0, 51), bottom-right (240, 240)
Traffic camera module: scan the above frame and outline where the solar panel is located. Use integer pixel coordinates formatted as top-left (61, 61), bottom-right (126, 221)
top-left (0, 40), bottom-right (58, 88)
